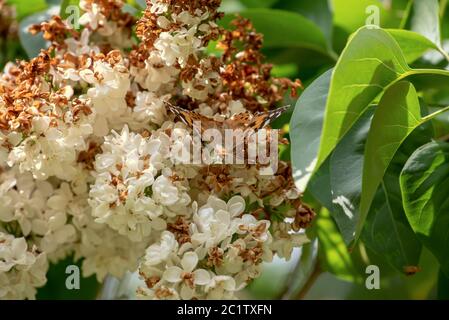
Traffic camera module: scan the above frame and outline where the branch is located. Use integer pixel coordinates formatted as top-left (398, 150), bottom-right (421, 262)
top-left (294, 262), bottom-right (322, 300)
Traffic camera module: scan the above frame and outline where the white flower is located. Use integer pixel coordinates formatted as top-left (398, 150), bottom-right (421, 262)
top-left (65, 28), bottom-right (97, 57)
top-left (133, 91), bottom-right (167, 126)
top-left (191, 195), bottom-right (246, 248)
top-left (152, 175), bottom-right (179, 206)
top-left (78, 1), bottom-right (113, 35)
top-left (89, 126), bottom-right (184, 241)
top-left (155, 27), bottom-right (202, 67)
top-left (75, 216), bottom-right (148, 281)
top-left (163, 251), bottom-right (211, 299)
top-left (132, 52), bottom-right (179, 92)
top-left (149, 0), bottom-right (169, 14)
top-left (0, 232), bottom-right (48, 300)
top-left (205, 275), bottom-right (237, 300)
top-left (80, 60), bottom-right (130, 135)
top-left (6, 113), bottom-right (94, 181)
top-left (144, 231), bottom-right (178, 266)
top-left (0, 234), bottom-right (35, 272)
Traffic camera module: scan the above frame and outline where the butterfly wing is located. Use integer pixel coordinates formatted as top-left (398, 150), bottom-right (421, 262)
top-left (166, 102), bottom-right (290, 132)
top-left (247, 105), bottom-right (290, 130)
top-left (165, 102), bottom-right (220, 133)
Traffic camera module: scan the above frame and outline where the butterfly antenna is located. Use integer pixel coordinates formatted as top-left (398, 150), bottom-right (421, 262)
top-left (163, 100), bottom-right (175, 113)
top-left (163, 101), bottom-right (190, 127)
top-left (280, 105), bottom-right (291, 112)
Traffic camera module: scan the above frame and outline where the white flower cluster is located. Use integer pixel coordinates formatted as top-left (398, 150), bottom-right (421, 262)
top-left (138, 195), bottom-right (273, 300)
top-left (89, 124), bottom-right (192, 242)
top-left (0, 0), bottom-right (311, 300)
top-left (0, 232), bottom-right (48, 299)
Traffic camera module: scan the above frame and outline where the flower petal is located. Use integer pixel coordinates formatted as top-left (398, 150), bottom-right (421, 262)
top-left (227, 196), bottom-right (245, 217)
top-left (193, 269), bottom-right (211, 286)
top-left (180, 284), bottom-right (194, 300)
top-left (163, 266), bottom-right (182, 283)
top-left (181, 251), bottom-right (198, 272)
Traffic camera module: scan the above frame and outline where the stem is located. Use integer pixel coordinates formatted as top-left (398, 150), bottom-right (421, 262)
top-left (437, 47), bottom-right (449, 65)
top-left (422, 105), bottom-right (449, 122)
top-left (294, 261), bottom-right (322, 300)
top-left (275, 255), bottom-right (303, 300)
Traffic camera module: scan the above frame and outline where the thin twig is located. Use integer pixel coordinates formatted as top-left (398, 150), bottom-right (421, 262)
top-left (275, 255), bottom-right (304, 300)
top-left (294, 262), bottom-right (322, 300)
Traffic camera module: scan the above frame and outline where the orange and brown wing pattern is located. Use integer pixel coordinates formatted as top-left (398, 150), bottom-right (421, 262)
top-left (246, 105), bottom-right (290, 130)
top-left (166, 102), bottom-right (290, 132)
top-left (165, 102), bottom-right (219, 132)
top-left (225, 112), bottom-right (253, 130)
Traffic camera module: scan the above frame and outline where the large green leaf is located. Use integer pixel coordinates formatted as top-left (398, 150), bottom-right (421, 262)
top-left (387, 29), bottom-right (449, 63)
top-left (308, 27), bottom-right (449, 200)
top-left (60, 0), bottom-right (81, 19)
top-left (358, 82), bottom-right (422, 238)
top-left (290, 69), bottom-right (332, 192)
top-left (327, 102), bottom-right (427, 272)
top-left (220, 9), bottom-right (332, 58)
top-left (315, 27), bottom-right (412, 173)
top-left (7, 0), bottom-right (48, 20)
top-left (361, 113), bottom-right (434, 273)
top-left (362, 176), bottom-right (422, 274)
top-left (275, 0), bottom-right (333, 46)
top-left (316, 208), bottom-right (362, 283)
top-left (240, 0), bottom-right (278, 8)
top-left (332, 0), bottom-right (403, 31)
top-left (362, 188), bottom-right (422, 274)
top-left (400, 141), bottom-right (449, 276)
top-left (328, 108), bottom-right (374, 244)
top-left (358, 82), bottom-right (449, 242)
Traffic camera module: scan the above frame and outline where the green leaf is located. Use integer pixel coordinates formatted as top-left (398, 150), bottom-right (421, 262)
top-left (328, 107), bottom-right (374, 244)
top-left (240, 0), bottom-right (278, 8)
top-left (309, 27), bottom-right (449, 195)
top-left (325, 101), bottom-right (427, 273)
top-left (275, 0), bottom-right (333, 46)
top-left (220, 9), bottom-right (332, 58)
top-left (400, 140), bottom-right (449, 276)
top-left (316, 208), bottom-right (362, 283)
top-left (411, 0), bottom-right (441, 46)
top-left (7, 0), bottom-right (48, 20)
top-left (359, 82), bottom-right (422, 238)
top-left (363, 189), bottom-right (422, 275)
top-left (290, 69), bottom-right (332, 193)
top-left (307, 158), bottom-right (333, 210)
top-left (361, 113), bottom-right (434, 273)
top-left (332, 0), bottom-right (408, 32)
top-left (315, 27), bottom-right (411, 173)
top-left (362, 181), bottom-right (422, 274)
top-left (438, 269), bottom-right (449, 299)
top-left (328, 99), bottom-right (430, 272)
top-left (60, 0), bottom-right (80, 19)
top-left (358, 82), bottom-right (449, 243)
top-left (387, 29), bottom-right (448, 64)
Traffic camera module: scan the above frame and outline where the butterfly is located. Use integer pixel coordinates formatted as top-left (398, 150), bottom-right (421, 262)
top-left (165, 102), bottom-right (290, 133)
